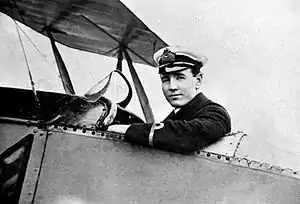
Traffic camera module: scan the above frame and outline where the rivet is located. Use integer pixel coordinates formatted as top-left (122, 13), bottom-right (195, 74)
top-left (73, 127), bottom-right (77, 131)
top-left (196, 150), bottom-right (200, 155)
top-left (226, 157), bottom-right (230, 161)
top-left (217, 155), bottom-right (221, 159)
top-left (91, 131), bottom-right (95, 135)
top-left (206, 153), bottom-right (210, 157)
top-left (82, 129), bottom-right (86, 133)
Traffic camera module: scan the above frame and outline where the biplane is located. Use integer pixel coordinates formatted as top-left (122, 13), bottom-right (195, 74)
top-left (0, 0), bottom-right (299, 203)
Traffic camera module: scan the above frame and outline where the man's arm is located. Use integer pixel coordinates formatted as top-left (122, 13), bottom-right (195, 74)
top-left (109, 104), bottom-right (231, 154)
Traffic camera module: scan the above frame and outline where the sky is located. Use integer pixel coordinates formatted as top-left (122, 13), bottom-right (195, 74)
top-left (1, 0), bottom-right (300, 170)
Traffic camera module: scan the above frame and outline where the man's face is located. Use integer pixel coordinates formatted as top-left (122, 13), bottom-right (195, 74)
top-left (160, 68), bottom-right (201, 108)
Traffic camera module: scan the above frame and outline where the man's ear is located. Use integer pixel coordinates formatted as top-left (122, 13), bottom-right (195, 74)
top-left (195, 73), bottom-right (203, 88)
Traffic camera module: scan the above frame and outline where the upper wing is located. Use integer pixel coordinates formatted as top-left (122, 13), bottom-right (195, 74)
top-left (0, 0), bottom-right (168, 66)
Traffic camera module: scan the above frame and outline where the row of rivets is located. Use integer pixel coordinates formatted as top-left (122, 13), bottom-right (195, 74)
top-left (51, 125), bottom-right (124, 141)
top-left (195, 150), bottom-right (231, 163)
top-left (195, 150), bottom-right (299, 179)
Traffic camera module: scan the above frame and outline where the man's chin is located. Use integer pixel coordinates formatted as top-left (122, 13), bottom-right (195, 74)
top-left (168, 100), bottom-right (184, 108)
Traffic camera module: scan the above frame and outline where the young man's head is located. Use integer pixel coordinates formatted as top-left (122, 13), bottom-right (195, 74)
top-left (160, 68), bottom-right (203, 107)
top-left (154, 46), bottom-right (207, 108)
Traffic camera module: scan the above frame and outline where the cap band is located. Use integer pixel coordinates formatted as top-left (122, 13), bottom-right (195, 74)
top-left (158, 49), bottom-right (203, 74)
top-left (159, 64), bottom-right (194, 74)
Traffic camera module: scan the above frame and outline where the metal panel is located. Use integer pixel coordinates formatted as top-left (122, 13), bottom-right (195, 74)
top-left (34, 131), bottom-right (300, 204)
top-left (203, 131), bottom-right (246, 157)
top-left (0, 133), bottom-right (34, 204)
top-left (0, 123), bottom-right (35, 153)
top-left (18, 129), bottom-right (47, 204)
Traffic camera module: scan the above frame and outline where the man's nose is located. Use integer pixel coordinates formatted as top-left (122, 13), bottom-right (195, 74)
top-left (168, 78), bottom-right (178, 90)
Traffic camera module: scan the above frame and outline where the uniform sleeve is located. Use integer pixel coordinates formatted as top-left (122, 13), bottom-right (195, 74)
top-left (124, 104), bottom-right (231, 154)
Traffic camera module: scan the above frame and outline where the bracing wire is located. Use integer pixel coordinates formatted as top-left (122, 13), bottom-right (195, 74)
top-left (14, 23), bottom-right (70, 87)
top-left (15, 23), bottom-right (54, 69)
top-left (14, 20), bottom-right (40, 105)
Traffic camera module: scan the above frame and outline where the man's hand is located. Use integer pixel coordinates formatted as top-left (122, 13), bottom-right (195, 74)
top-left (107, 124), bottom-right (130, 134)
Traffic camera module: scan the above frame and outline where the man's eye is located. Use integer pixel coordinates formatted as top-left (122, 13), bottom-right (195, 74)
top-left (161, 77), bottom-right (169, 82)
top-left (176, 76), bottom-right (185, 80)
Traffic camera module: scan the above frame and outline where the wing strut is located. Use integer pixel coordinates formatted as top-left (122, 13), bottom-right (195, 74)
top-left (123, 49), bottom-right (155, 123)
top-left (47, 31), bottom-right (75, 95)
top-left (117, 50), bottom-right (123, 72)
top-left (81, 15), bottom-right (155, 122)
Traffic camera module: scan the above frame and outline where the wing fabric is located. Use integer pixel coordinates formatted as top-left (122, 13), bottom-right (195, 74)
top-left (0, 0), bottom-right (168, 66)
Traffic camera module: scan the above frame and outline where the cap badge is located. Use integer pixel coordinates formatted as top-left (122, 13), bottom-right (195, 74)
top-left (160, 48), bottom-right (176, 64)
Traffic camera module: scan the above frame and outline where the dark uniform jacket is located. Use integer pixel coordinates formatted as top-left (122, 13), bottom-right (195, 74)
top-left (124, 93), bottom-right (231, 154)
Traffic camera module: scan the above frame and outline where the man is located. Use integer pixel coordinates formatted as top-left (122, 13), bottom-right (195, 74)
top-left (108, 46), bottom-right (231, 154)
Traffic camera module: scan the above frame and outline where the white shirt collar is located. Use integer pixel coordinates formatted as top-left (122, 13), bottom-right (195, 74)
top-left (174, 108), bottom-right (181, 114)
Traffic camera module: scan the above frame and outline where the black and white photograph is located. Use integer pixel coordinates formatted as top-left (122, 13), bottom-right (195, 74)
top-left (0, 0), bottom-right (300, 203)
